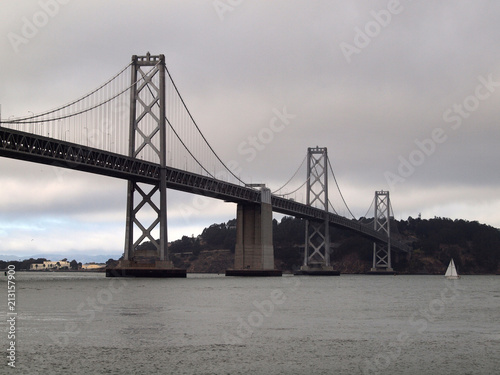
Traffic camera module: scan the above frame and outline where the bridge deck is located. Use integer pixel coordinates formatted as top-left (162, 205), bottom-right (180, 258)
top-left (0, 128), bottom-right (410, 252)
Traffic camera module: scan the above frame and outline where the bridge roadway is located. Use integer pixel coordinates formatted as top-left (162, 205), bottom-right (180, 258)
top-left (0, 127), bottom-right (410, 252)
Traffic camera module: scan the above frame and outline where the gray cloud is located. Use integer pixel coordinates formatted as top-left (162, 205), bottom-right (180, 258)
top-left (1, 0), bottom-right (499, 256)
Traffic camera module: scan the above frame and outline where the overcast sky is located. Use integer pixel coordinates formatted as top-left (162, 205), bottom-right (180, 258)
top-left (1, 1), bottom-right (499, 259)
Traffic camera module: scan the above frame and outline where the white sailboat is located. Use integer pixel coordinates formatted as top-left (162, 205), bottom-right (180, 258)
top-left (445, 258), bottom-right (460, 279)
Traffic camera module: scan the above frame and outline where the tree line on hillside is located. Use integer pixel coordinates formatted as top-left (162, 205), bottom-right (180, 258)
top-left (137, 219), bottom-right (238, 256)
top-left (397, 216), bottom-right (500, 273)
top-left (164, 215), bottom-right (500, 273)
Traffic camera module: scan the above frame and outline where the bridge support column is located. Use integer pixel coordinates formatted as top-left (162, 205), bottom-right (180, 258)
top-left (370, 190), bottom-right (394, 274)
top-left (226, 187), bottom-right (281, 276)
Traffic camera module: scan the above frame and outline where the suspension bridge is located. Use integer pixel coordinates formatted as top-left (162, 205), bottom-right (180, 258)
top-left (0, 53), bottom-right (410, 277)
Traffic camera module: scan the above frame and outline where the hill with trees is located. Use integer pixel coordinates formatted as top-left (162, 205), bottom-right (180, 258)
top-left (165, 216), bottom-right (500, 274)
top-left (395, 216), bottom-right (500, 274)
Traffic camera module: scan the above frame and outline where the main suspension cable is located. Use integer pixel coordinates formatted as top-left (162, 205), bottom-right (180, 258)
top-left (139, 64), bottom-right (216, 179)
top-left (327, 156), bottom-right (356, 219)
top-left (164, 65), bottom-right (246, 185)
top-left (1, 63), bottom-right (132, 123)
top-left (272, 154), bottom-right (306, 194)
top-left (275, 177), bottom-right (309, 198)
top-left (360, 196), bottom-right (375, 220)
top-left (328, 199), bottom-right (339, 215)
top-left (5, 78), bottom-right (136, 124)
top-left (165, 116), bottom-right (215, 178)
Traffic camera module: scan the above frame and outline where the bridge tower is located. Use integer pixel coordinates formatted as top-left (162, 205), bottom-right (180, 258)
top-left (116, 53), bottom-right (182, 276)
top-left (298, 147), bottom-right (338, 275)
top-left (370, 190), bottom-right (393, 273)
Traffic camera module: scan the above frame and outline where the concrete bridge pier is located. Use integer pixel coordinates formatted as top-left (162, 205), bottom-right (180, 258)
top-left (226, 187), bottom-right (282, 276)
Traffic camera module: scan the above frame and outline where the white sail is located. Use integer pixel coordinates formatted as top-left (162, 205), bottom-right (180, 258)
top-left (445, 258), bottom-right (460, 279)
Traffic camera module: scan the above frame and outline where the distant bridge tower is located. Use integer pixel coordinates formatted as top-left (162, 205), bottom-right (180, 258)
top-left (371, 190), bottom-right (393, 273)
top-left (122, 53), bottom-right (171, 269)
top-left (299, 147), bottom-right (337, 274)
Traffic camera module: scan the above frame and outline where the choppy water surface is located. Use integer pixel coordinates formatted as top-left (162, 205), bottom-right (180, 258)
top-left (1, 273), bottom-right (499, 374)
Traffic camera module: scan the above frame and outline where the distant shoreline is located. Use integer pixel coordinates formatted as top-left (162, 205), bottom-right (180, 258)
top-left (1, 269), bottom-right (105, 273)
top-left (2, 269), bottom-right (498, 276)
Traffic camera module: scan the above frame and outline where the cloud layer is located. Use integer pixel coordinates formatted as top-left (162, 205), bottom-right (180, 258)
top-left (1, 1), bottom-right (499, 257)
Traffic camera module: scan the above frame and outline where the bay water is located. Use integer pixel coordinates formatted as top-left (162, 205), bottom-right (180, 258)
top-left (1, 273), bottom-right (499, 374)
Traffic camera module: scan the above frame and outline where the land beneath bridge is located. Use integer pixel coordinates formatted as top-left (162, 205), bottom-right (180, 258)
top-left (165, 216), bottom-right (500, 275)
top-left (169, 246), bottom-right (498, 275)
